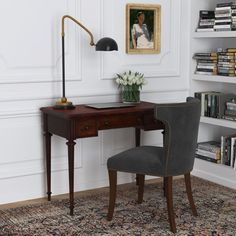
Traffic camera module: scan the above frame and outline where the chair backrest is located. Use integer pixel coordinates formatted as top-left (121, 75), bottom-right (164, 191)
top-left (154, 97), bottom-right (201, 176)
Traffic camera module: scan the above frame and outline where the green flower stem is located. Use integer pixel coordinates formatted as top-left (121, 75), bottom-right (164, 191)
top-left (122, 85), bottom-right (140, 103)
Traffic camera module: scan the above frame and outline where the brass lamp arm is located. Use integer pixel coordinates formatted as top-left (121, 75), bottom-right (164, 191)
top-left (61, 15), bottom-right (95, 46)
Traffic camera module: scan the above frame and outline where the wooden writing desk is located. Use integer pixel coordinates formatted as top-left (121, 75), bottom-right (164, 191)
top-left (40, 101), bottom-right (164, 215)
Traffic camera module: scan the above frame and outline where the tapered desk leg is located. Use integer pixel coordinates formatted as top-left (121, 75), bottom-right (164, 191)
top-left (45, 132), bottom-right (52, 201)
top-left (135, 128), bottom-right (141, 185)
top-left (67, 140), bottom-right (76, 216)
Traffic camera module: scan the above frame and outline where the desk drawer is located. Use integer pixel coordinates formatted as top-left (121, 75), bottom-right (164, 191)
top-left (98, 114), bottom-right (143, 130)
top-left (143, 114), bottom-right (164, 130)
top-left (76, 119), bottom-right (98, 138)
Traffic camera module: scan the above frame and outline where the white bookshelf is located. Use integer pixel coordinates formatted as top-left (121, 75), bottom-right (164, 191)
top-left (193, 159), bottom-right (236, 189)
top-left (193, 74), bottom-right (236, 84)
top-left (190, 0), bottom-right (236, 189)
top-left (192, 31), bottom-right (236, 38)
top-left (200, 116), bottom-right (236, 129)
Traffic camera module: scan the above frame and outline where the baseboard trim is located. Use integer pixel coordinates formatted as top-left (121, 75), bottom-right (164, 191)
top-left (192, 169), bottom-right (236, 190)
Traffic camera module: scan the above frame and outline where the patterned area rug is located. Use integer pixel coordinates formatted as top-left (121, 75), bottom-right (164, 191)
top-left (0, 177), bottom-right (236, 236)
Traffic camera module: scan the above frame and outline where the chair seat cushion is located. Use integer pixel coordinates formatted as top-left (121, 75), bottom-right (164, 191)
top-left (107, 146), bottom-right (165, 176)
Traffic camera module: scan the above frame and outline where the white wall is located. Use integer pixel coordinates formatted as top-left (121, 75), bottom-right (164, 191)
top-left (0, 0), bottom-right (190, 204)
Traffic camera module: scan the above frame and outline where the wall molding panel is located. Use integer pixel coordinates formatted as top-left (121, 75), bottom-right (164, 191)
top-left (100, 0), bottom-right (182, 80)
top-left (0, 0), bottom-right (82, 84)
top-left (0, 89), bottom-right (188, 119)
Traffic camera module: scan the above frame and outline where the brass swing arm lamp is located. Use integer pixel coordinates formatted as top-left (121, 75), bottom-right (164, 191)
top-left (61, 15), bottom-right (95, 46)
top-left (54, 15), bottom-right (118, 110)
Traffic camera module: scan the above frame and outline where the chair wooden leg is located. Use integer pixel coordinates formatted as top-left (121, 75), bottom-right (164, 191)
top-left (107, 170), bottom-right (117, 221)
top-left (136, 174), bottom-right (139, 185)
top-left (163, 177), bottom-right (167, 197)
top-left (166, 176), bottom-right (176, 233)
top-left (137, 174), bottom-right (145, 204)
top-left (184, 173), bottom-right (197, 216)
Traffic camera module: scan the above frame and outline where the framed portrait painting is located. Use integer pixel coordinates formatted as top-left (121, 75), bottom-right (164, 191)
top-left (126, 4), bottom-right (161, 54)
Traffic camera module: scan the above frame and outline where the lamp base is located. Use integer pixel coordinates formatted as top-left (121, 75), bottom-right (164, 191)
top-left (53, 97), bottom-right (75, 110)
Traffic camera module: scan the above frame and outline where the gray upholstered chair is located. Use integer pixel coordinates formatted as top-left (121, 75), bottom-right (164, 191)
top-left (106, 97), bottom-right (201, 233)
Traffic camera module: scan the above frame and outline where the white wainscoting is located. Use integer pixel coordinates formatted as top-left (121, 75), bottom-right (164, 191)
top-left (0, 0), bottom-right (191, 204)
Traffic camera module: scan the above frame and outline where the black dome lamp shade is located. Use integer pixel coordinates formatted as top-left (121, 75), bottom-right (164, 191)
top-left (96, 37), bottom-right (118, 51)
top-left (54, 15), bottom-right (118, 110)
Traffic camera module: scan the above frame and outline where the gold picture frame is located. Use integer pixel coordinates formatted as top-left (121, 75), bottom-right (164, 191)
top-left (126, 4), bottom-right (161, 54)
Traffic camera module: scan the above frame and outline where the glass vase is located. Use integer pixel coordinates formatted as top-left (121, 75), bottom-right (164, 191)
top-left (122, 86), bottom-right (140, 103)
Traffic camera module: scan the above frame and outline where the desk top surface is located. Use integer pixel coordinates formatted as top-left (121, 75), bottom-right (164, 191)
top-left (40, 101), bottom-right (156, 119)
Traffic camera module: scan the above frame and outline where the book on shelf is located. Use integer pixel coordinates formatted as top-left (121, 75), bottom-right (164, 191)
top-left (223, 115), bottom-right (236, 120)
top-left (196, 68), bottom-right (217, 73)
top-left (196, 149), bottom-right (220, 160)
top-left (196, 28), bottom-right (214, 32)
top-left (195, 154), bottom-right (221, 163)
top-left (195, 2), bottom-right (236, 32)
top-left (197, 65), bottom-right (217, 70)
top-left (215, 2), bottom-right (233, 31)
top-left (195, 71), bottom-right (217, 75)
top-left (226, 100), bottom-right (236, 108)
top-left (218, 52), bottom-right (235, 56)
top-left (230, 137), bottom-right (236, 166)
top-left (217, 62), bottom-right (235, 67)
top-left (215, 18), bottom-right (232, 23)
top-left (194, 52), bottom-right (218, 57)
top-left (218, 55), bottom-right (235, 60)
top-left (221, 134), bottom-right (236, 167)
top-left (197, 141), bottom-right (221, 153)
top-left (199, 21), bottom-right (215, 26)
top-left (225, 109), bottom-right (236, 116)
top-left (216, 2), bottom-right (233, 8)
top-left (217, 68), bottom-right (235, 74)
top-left (196, 10), bottom-right (215, 32)
top-left (217, 66), bottom-right (235, 70)
top-left (215, 28), bottom-right (232, 31)
top-left (214, 24), bottom-right (232, 30)
top-left (193, 48), bottom-right (236, 77)
top-left (195, 138), bottom-right (236, 168)
top-left (217, 72), bottom-right (235, 76)
top-left (199, 10), bottom-right (215, 19)
top-left (227, 48), bottom-right (236, 53)
top-left (215, 7), bottom-right (232, 11)
top-left (194, 92), bottom-right (235, 118)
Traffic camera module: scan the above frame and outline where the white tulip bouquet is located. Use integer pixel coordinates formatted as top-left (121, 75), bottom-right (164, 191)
top-left (115, 71), bottom-right (147, 103)
top-left (115, 71), bottom-right (146, 88)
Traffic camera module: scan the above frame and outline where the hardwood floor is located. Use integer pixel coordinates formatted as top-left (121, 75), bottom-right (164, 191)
top-left (0, 177), bottom-right (183, 210)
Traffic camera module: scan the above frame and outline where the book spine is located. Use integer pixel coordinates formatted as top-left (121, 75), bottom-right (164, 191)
top-left (196, 149), bottom-right (221, 159)
top-left (221, 136), bottom-right (225, 164)
top-left (197, 144), bottom-right (220, 153)
top-left (225, 109), bottom-right (236, 116)
top-left (223, 115), bottom-right (236, 121)
top-left (195, 154), bottom-right (220, 163)
top-left (216, 2), bottom-right (233, 7)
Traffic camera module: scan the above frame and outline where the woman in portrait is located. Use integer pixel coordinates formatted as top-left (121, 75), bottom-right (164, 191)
top-left (131, 11), bottom-right (154, 49)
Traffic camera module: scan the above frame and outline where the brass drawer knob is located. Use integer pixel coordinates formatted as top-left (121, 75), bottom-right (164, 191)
top-left (104, 121), bottom-right (110, 126)
top-left (81, 126), bottom-right (89, 131)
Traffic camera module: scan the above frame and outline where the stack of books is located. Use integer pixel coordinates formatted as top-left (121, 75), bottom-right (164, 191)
top-left (196, 141), bottom-right (221, 164)
top-left (194, 91), bottom-right (235, 118)
top-left (193, 53), bottom-right (218, 75)
top-left (218, 48), bottom-right (236, 76)
top-left (214, 2), bottom-right (232, 31)
top-left (193, 48), bottom-right (236, 77)
top-left (221, 134), bottom-right (236, 168)
top-left (232, 3), bottom-right (236, 30)
top-left (223, 100), bottom-right (236, 121)
top-left (196, 138), bottom-right (236, 169)
top-left (196, 10), bottom-right (215, 32)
